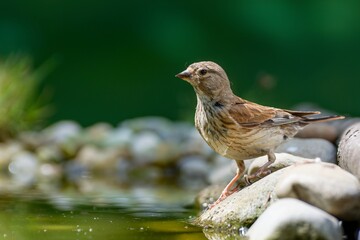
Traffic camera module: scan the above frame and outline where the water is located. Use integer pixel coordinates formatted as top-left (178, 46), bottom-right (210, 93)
top-left (0, 189), bottom-right (207, 240)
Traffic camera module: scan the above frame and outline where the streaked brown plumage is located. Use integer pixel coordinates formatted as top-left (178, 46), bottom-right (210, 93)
top-left (176, 61), bottom-right (344, 206)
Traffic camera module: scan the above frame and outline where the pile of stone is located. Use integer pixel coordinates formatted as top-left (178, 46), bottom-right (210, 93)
top-left (195, 118), bottom-right (360, 240)
top-left (0, 117), bottom-right (220, 194)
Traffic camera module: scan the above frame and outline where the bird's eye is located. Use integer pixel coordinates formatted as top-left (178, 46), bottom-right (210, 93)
top-left (199, 69), bottom-right (207, 76)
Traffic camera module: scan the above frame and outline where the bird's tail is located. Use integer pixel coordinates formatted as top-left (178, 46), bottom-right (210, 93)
top-left (301, 115), bottom-right (345, 123)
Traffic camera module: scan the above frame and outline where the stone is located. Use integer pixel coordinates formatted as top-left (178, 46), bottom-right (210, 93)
top-left (207, 160), bottom-right (237, 185)
top-left (248, 153), bottom-right (317, 176)
top-left (36, 145), bottom-right (63, 163)
top-left (292, 103), bottom-right (348, 140)
top-left (329, 117), bottom-right (360, 138)
top-left (194, 184), bottom-right (226, 210)
top-left (83, 122), bottom-right (113, 143)
top-left (246, 198), bottom-right (343, 240)
top-left (43, 121), bottom-right (82, 143)
top-left (208, 156), bottom-right (254, 185)
top-left (180, 128), bottom-right (214, 157)
top-left (76, 145), bottom-right (119, 171)
top-left (296, 123), bottom-right (338, 143)
top-left (8, 151), bottom-right (38, 186)
top-left (195, 167), bottom-right (288, 229)
top-left (337, 122), bottom-right (360, 179)
top-left (178, 155), bottom-right (210, 189)
top-left (104, 126), bottom-right (133, 148)
top-left (276, 162), bottom-right (360, 220)
top-left (276, 138), bottom-right (336, 163)
top-left (0, 141), bottom-right (24, 167)
top-left (130, 131), bottom-right (176, 164)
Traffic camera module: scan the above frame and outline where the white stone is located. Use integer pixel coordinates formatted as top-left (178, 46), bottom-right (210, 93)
top-left (247, 198), bottom-right (342, 240)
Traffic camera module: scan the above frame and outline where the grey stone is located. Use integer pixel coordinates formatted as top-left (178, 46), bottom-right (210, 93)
top-left (248, 153), bottom-right (317, 176)
top-left (130, 131), bottom-right (176, 164)
top-left (83, 122), bottom-right (113, 143)
top-left (8, 151), bottom-right (38, 186)
top-left (247, 198), bottom-right (343, 240)
top-left (338, 122), bottom-right (360, 180)
top-left (296, 123), bottom-right (338, 143)
top-left (180, 128), bottom-right (214, 157)
top-left (104, 126), bottom-right (133, 147)
top-left (43, 121), bottom-right (82, 143)
top-left (178, 155), bottom-right (210, 189)
top-left (0, 141), bottom-right (23, 167)
top-left (36, 145), bottom-right (63, 163)
top-left (76, 145), bottom-right (119, 171)
top-left (208, 160), bottom-right (237, 185)
top-left (276, 162), bottom-right (360, 220)
top-left (276, 138), bottom-right (336, 163)
top-left (195, 167), bottom-right (288, 229)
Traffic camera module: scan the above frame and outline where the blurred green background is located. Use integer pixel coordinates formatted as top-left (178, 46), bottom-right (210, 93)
top-left (0, 0), bottom-right (359, 126)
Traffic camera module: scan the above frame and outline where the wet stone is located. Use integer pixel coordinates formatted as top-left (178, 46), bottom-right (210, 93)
top-left (276, 162), bottom-right (360, 220)
top-left (337, 122), bottom-right (360, 180)
top-left (247, 198), bottom-right (343, 240)
top-left (43, 120), bottom-right (82, 143)
top-left (276, 138), bottom-right (336, 163)
top-left (9, 151), bottom-right (38, 186)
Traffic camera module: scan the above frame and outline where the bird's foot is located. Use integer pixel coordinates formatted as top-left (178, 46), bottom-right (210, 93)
top-left (244, 168), bottom-right (272, 184)
top-left (207, 188), bottom-right (238, 209)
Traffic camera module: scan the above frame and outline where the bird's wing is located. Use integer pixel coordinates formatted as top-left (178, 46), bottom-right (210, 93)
top-left (228, 100), bottom-right (302, 127)
top-left (282, 109), bottom-right (320, 117)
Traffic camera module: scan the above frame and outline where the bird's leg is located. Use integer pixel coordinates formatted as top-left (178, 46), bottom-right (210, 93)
top-left (245, 151), bottom-right (276, 183)
top-left (208, 160), bottom-right (245, 209)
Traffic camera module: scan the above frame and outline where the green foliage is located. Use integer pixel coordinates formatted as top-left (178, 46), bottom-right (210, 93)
top-left (0, 56), bottom-right (51, 139)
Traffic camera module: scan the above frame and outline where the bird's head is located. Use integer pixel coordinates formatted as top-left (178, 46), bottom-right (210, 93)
top-left (176, 61), bottom-right (232, 100)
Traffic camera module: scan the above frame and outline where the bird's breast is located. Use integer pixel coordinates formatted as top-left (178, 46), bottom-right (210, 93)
top-left (194, 101), bottom-right (291, 160)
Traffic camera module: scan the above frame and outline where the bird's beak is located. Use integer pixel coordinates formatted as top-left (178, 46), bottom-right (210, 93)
top-left (175, 70), bottom-right (191, 80)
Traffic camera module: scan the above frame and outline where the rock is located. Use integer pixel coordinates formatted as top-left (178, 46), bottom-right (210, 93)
top-left (43, 121), bottom-right (82, 143)
top-left (194, 184), bottom-right (226, 210)
top-left (0, 141), bottom-right (24, 167)
top-left (208, 160), bottom-right (237, 185)
top-left (130, 131), bottom-right (176, 164)
top-left (104, 125), bottom-right (133, 148)
top-left (120, 116), bottom-right (174, 135)
top-left (36, 145), bottom-right (63, 163)
top-left (76, 145), bottom-right (119, 171)
top-left (37, 163), bottom-right (63, 192)
top-left (208, 156), bottom-right (254, 185)
top-left (8, 151), bottom-right (38, 186)
top-left (178, 155), bottom-right (210, 189)
top-left (275, 138), bottom-right (336, 163)
top-left (248, 153), bottom-right (317, 176)
top-left (246, 198), bottom-right (343, 240)
top-left (296, 123), bottom-right (338, 143)
top-left (276, 162), bottom-right (360, 220)
top-left (83, 122), bottom-right (113, 144)
top-left (329, 117), bottom-right (360, 138)
top-left (337, 122), bottom-right (360, 179)
top-left (18, 131), bottom-right (44, 148)
top-left (180, 128), bottom-right (214, 157)
top-left (292, 103), bottom-right (347, 140)
top-left (195, 167), bottom-right (288, 229)
top-left (64, 161), bottom-right (88, 182)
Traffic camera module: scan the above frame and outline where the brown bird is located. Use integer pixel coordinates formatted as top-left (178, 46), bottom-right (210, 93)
top-left (176, 61), bottom-right (344, 206)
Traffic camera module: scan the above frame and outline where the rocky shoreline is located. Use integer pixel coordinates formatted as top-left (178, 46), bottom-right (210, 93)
top-left (0, 111), bottom-right (359, 239)
top-left (195, 119), bottom-right (360, 240)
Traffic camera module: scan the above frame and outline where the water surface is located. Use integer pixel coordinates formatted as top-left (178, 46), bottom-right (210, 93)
top-left (0, 188), bottom-right (207, 240)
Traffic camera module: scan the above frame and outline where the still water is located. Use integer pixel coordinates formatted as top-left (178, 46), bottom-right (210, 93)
top-left (0, 188), bottom-right (207, 240)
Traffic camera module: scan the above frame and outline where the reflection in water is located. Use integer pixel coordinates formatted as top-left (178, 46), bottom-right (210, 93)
top-left (0, 187), bottom-right (207, 240)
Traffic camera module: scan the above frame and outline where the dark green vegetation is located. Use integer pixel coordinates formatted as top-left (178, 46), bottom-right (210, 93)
top-left (0, 1), bottom-right (359, 125)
